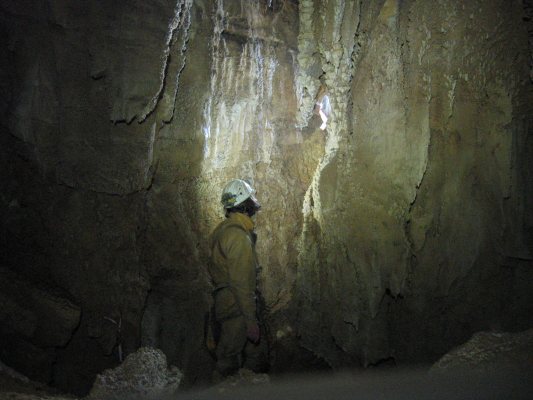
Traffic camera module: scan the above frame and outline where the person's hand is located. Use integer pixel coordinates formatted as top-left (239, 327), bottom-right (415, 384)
top-left (246, 322), bottom-right (260, 343)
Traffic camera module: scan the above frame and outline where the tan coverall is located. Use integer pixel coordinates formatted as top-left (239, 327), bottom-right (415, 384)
top-left (209, 212), bottom-right (263, 375)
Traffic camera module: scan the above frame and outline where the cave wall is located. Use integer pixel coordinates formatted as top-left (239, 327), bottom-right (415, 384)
top-left (295, 0), bottom-right (533, 366)
top-left (0, 0), bottom-right (532, 394)
top-left (1, 0), bottom-right (195, 392)
top-left (1, 0), bottom-right (321, 392)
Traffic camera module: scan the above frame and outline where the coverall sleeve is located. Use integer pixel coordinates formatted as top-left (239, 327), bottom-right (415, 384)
top-left (220, 227), bottom-right (257, 322)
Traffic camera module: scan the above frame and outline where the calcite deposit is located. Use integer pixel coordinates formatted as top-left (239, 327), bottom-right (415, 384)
top-left (296, 0), bottom-right (533, 367)
top-left (0, 0), bottom-right (531, 395)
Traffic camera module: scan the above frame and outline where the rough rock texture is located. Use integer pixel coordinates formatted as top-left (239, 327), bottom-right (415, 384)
top-left (138, 0), bottom-right (320, 387)
top-left (0, 0), bottom-right (320, 392)
top-left (0, 0), bottom-right (532, 395)
top-left (295, 0), bottom-right (533, 367)
top-left (431, 329), bottom-right (533, 374)
top-left (0, 361), bottom-right (75, 400)
top-left (87, 347), bottom-right (182, 400)
top-left (0, 268), bottom-right (81, 382)
top-left (0, 0), bottom-right (185, 392)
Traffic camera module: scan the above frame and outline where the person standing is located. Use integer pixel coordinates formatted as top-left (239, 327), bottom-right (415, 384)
top-left (209, 179), bottom-right (267, 377)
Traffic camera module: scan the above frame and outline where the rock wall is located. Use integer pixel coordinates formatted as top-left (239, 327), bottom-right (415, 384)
top-left (1, 0), bottom-right (196, 393)
top-left (0, 0), bottom-right (531, 394)
top-left (1, 0), bottom-right (322, 392)
top-left (295, 0), bottom-right (533, 366)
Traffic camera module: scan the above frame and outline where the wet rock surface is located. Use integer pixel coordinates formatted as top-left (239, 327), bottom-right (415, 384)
top-left (0, 0), bottom-right (532, 395)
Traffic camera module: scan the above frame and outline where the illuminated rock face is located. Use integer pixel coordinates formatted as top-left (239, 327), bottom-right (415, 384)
top-left (0, 0), bottom-right (531, 394)
top-left (295, 0), bottom-right (533, 367)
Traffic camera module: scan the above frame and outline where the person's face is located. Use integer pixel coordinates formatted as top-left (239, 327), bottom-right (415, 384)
top-left (246, 198), bottom-right (261, 218)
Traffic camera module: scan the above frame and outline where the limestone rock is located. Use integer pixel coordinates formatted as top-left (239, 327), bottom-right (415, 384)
top-left (0, 268), bottom-right (81, 382)
top-left (0, 0), bottom-right (532, 394)
top-left (431, 329), bottom-right (533, 374)
top-left (87, 347), bottom-right (182, 400)
top-left (0, 360), bottom-right (75, 400)
top-left (0, 268), bottom-right (80, 347)
top-left (295, 0), bottom-right (533, 368)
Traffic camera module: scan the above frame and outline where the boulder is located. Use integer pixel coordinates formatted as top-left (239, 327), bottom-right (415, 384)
top-left (87, 347), bottom-right (182, 400)
top-left (431, 329), bottom-right (533, 374)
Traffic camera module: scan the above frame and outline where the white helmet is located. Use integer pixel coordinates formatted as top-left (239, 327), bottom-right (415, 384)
top-left (221, 179), bottom-right (259, 209)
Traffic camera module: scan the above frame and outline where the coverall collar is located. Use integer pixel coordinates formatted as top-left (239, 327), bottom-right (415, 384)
top-left (228, 212), bottom-right (254, 232)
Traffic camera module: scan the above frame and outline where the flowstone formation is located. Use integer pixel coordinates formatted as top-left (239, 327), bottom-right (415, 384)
top-left (1, 0), bottom-right (322, 392)
top-left (0, 0), bottom-right (532, 395)
top-left (294, 0), bottom-right (533, 367)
